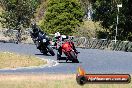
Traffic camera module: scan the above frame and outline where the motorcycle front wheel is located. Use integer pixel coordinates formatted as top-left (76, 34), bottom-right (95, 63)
top-left (70, 51), bottom-right (79, 63)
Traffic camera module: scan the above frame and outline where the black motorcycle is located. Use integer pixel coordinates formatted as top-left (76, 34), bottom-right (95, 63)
top-left (32, 32), bottom-right (55, 56)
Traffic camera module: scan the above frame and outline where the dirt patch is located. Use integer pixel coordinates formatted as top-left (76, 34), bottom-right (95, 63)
top-left (0, 52), bottom-right (47, 69)
top-left (0, 74), bottom-right (75, 81)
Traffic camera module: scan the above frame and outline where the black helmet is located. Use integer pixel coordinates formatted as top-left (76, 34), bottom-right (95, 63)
top-left (31, 22), bottom-right (38, 33)
top-left (31, 22), bottom-right (36, 29)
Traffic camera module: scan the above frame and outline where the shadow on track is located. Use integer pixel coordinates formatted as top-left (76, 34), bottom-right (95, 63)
top-left (35, 53), bottom-right (52, 56)
top-left (58, 61), bottom-right (81, 63)
top-left (58, 57), bottom-right (81, 63)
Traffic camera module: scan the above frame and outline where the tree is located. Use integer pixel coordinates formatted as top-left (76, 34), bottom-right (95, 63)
top-left (79, 0), bottom-right (92, 16)
top-left (0, 0), bottom-right (41, 43)
top-left (0, 0), bottom-right (40, 29)
top-left (92, 0), bottom-right (132, 41)
top-left (40, 0), bottom-right (84, 35)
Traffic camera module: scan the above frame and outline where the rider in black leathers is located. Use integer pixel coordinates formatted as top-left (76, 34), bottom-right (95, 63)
top-left (31, 23), bottom-right (44, 38)
top-left (30, 23), bottom-right (47, 50)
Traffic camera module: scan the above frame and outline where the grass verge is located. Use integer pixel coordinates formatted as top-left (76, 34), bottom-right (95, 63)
top-left (0, 74), bottom-right (131, 88)
top-left (0, 52), bottom-right (47, 69)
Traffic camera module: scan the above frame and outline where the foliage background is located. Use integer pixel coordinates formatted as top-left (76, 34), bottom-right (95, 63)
top-left (92, 0), bottom-right (132, 41)
top-left (0, 0), bottom-right (132, 41)
top-left (0, 0), bottom-right (41, 29)
top-left (40, 0), bottom-right (84, 35)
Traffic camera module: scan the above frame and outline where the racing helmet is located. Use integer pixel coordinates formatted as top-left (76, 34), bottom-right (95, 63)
top-left (55, 32), bottom-right (61, 38)
top-left (61, 35), bottom-right (68, 41)
top-left (31, 22), bottom-right (36, 29)
top-left (31, 22), bottom-right (39, 33)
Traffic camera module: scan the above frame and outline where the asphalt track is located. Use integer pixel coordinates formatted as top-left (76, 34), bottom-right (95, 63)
top-left (0, 42), bottom-right (132, 74)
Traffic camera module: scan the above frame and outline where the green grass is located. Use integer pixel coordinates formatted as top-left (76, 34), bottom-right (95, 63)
top-left (0, 52), bottom-right (47, 69)
top-left (0, 74), bottom-right (131, 88)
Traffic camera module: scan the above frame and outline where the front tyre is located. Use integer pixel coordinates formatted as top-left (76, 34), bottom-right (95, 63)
top-left (40, 50), bottom-right (48, 55)
top-left (47, 46), bottom-right (55, 56)
top-left (72, 58), bottom-right (79, 63)
top-left (70, 51), bottom-right (79, 63)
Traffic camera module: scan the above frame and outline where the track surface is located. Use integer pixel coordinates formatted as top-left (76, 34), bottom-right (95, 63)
top-left (0, 42), bottom-right (132, 74)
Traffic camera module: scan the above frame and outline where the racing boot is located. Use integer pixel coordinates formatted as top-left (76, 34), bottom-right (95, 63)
top-left (57, 47), bottom-right (62, 60)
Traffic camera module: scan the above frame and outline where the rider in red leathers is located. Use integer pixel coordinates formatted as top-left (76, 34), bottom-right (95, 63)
top-left (54, 32), bottom-right (78, 60)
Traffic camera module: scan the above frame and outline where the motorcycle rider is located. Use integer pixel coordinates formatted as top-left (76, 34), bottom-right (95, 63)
top-left (31, 22), bottom-right (44, 38)
top-left (30, 22), bottom-right (47, 49)
top-left (53, 32), bottom-right (78, 59)
top-left (53, 32), bottom-right (68, 48)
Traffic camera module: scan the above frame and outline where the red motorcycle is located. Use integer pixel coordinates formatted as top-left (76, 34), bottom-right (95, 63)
top-left (61, 41), bottom-right (79, 63)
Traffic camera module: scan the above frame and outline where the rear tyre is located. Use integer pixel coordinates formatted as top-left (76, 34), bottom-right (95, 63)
top-left (47, 46), bottom-right (55, 56)
top-left (57, 52), bottom-right (61, 60)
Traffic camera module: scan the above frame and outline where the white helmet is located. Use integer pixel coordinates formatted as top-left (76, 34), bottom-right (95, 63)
top-left (55, 32), bottom-right (60, 37)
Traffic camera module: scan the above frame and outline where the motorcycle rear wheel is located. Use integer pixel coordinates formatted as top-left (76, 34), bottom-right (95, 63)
top-left (47, 46), bottom-right (55, 56)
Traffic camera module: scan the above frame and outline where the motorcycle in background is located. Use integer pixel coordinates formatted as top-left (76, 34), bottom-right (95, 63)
top-left (31, 32), bottom-right (55, 56)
